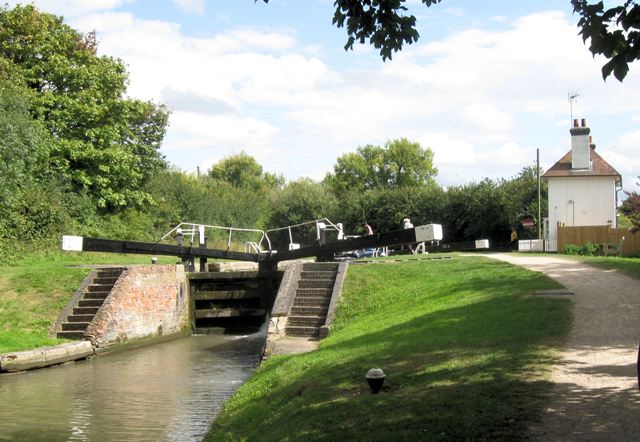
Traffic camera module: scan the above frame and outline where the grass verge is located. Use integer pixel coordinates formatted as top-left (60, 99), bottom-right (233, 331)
top-left (0, 251), bottom-right (175, 354)
top-left (208, 256), bottom-right (571, 441)
top-left (560, 255), bottom-right (640, 280)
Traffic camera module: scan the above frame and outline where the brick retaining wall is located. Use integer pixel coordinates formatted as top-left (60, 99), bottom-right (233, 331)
top-left (86, 265), bottom-right (189, 348)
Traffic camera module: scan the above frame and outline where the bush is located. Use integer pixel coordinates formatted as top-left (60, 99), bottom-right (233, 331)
top-left (561, 244), bottom-right (582, 255)
top-left (581, 242), bottom-right (600, 256)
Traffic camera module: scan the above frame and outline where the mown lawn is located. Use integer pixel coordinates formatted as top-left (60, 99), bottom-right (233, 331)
top-left (208, 256), bottom-right (571, 441)
top-left (0, 251), bottom-right (175, 354)
top-left (563, 255), bottom-right (640, 280)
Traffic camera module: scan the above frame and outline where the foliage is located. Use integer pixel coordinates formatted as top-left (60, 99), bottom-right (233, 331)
top-left (571, 0), bottom-right (640, 81)
top-left (208, 152), bottom-right (284, 191)
top-left (561, 242), bottom-right (599, 255)
top-left (0, 4), bottom-right (169, 210)
top-left (209, 257), bottom-right (569, 441)
top-left (620, 188), bottom-right (640, 233)
top-left (265, 179), bottom-right (338, 247)
top-left (325, 138), bottom-right (437, 194)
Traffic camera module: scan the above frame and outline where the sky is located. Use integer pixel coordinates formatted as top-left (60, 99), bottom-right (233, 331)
top-left (8, 0), bottom-right (640, 191)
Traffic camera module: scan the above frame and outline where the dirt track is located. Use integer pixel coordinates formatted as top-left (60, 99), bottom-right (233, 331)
top-left (487, 254), bottom-right (640, 441)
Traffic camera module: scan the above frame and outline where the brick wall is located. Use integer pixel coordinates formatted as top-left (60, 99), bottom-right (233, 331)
top-left (86, 265), bottom-right (189, 348)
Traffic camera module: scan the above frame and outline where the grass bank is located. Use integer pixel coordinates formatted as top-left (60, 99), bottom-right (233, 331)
top-left (562, 255), bottom-right (640, 280)
top-left (0, 251), bottom-right (174, 354)
top-left (208, 256), bottom-right (571, 441)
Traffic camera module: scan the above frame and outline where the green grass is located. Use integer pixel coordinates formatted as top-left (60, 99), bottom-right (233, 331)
top-left (0, 251), bottom-right (176, 354)
top-left (208, 256), bottom-right (571, 441)
top-left (559, 255), bottom-right (640, 280)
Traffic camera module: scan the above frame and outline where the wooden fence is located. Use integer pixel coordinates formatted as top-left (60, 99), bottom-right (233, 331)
top-left (557, 225), bottom-right (640, 257)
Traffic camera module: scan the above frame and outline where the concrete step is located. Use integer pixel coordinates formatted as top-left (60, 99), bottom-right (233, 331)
top-left (303, 263), bottom-right (339, 272)
top-left (96, 271), bottom-right (123, 279)
top-left (68, 314), bottom-right (94, 323)
top-left (87, 284), bottom-right (113, 292)
top-left (288, 315), bottom-right (325, 327)
top-left (78, 299), bottom-right (103, 307)
top-left (285, 325), bottom-right (319, 337)
top-left (93, 276), bottom-right (118, 285)
top-left (73, 306), bottom-right (99, 315)
top-left (300, 271), bottom-right (336, 280)
top-left (294, 297), bottom-right (331, 307)
top-left (83, 292), bottom-right (109, 300)
top-left (56, 331), bottom-right (86, 340)
top-left (291, 305), bottom-right (329, 316)
top-left (195, 308), bottom-right (266, 319)
top-left (61, 322), bottom-right (90, 331)
top-left (296, 288), bottom-right (332, 297)
top-left (298, 279), bottom-right (334, 289)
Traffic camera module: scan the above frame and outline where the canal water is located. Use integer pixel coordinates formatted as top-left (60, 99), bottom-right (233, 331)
top-left (0, 327), bottom-right (266, 442)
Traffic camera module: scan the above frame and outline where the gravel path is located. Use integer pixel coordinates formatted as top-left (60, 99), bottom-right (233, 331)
top-left (486, 254), bottom-right (640, 441)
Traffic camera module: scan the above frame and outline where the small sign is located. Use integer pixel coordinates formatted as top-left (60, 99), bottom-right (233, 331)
top-left (475, 239), bottom-right (490, 249)
top-left (415, 224), bottom-right (443, 242)
top-left (62, 235), bottom-right (84, 251)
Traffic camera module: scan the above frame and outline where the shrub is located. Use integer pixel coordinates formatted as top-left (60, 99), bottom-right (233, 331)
top-left (561, 244), bottom-right (582, 255)
top-left (581, 242), bottom-right (600, 256)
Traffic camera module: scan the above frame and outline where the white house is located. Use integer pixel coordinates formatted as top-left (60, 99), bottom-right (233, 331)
top-left (542, 118), bottom-right (622, 251)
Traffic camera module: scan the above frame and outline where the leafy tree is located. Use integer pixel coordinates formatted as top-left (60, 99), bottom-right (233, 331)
top-left (572, 0), bottom-right (640, 81)
top-left (499, 165), bottom-right (548, 232)
top-left (620, 186), bottom-right (640, 233)
top-left (265, 179), bottom-right (338, 247)
top-left (325, 138), bottom-right (437, 194)
top-left (260, 0), bottom-right (639, 81)
top-left (0, 4), bottom-right (169, 210)
top-left (208, 152), bottom-right (284, 191)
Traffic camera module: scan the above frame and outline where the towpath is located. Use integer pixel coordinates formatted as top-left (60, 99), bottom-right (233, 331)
top-left (486, 254), bottom-right (640, 441)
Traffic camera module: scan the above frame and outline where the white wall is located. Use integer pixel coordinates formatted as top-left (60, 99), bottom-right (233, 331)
top-left (547, 176), bottom-right (617, 246)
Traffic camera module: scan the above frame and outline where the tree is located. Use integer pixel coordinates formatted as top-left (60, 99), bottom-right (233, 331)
top-left (572, 0), bottom-right (640, 81)
top-left (208, 152), bottom-right (284, 191)
top-left (0, 5), bottom-right (169, 210)
top-left (620, 186), bottom-right (640, 233)
top-left (325, 138), bottom-right (437, 194)
top-left (260, 0), bottom-right (639, 81)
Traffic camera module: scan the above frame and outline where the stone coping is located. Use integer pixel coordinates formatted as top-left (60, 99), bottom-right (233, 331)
top-left (0, 341), bottom-right (94, 373)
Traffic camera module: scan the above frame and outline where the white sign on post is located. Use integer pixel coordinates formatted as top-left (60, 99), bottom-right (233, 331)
top-left (414, 224), bottom-right (443, 242)
top-left (62, 235), bottom-right (84, 251)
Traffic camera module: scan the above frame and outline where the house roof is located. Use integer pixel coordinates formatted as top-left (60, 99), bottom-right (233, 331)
top-left (542, 148), bottom-right (621, 180)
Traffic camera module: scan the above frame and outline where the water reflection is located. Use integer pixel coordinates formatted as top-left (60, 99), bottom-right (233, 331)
top-left (0, 327), bottom-right (265, 441)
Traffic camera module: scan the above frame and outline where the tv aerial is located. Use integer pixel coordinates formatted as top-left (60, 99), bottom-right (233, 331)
top-left (568, 92), bottom-right (580, 123)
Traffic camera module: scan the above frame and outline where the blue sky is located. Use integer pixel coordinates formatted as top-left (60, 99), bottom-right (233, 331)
top-left (9, 0), bottom-right (640, 190)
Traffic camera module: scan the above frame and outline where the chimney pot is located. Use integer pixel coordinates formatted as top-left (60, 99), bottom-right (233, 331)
top-left (573, 118), bottom-right (579, 128)
top-left (581, 118), bottom-right (586, 127)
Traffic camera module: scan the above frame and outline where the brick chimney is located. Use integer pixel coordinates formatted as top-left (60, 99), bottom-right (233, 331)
top-left (570, 118), bottom-right (590, 170)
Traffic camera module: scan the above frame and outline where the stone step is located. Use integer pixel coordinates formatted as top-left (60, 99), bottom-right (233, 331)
top-left (293, 297), bottom-right (331, 307)
top-left (61, 322), bottom-right (90, 331)
top-left (285, 325), bottom-right (319, 337)
top-left (87, 284), bottom-right (113, 292)
top-left (56, 330), bottom-right (86, 340)
top-left (83, 292), bottom-right (109, 300)
top-left (78, 299), bottom-right (103, 307)
top-left (300, 271), bottom-right (336, 280)
top-left (298, 279), bottom-right (334, 289)
top-left (291, 305), bottom-right (329, 316)
top-left (73, 306), bottom-right (99, 315)
top-left (296, 288), bottom-right (332, 297)
top-left (195, 308), bottom-right (266, 319)
top-left (96, 270), bottom-right (123, 279)
top-left (68, 314), bottom-right (94, 323)
top-left (93, 276), bottom-right (118, 285)
top-left (288, 315), bottom-right (325, 327)
top-left (303, 263), bottom-right (339, 272)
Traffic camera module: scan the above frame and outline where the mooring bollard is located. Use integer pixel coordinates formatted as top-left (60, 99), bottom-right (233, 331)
top-left (365, 368), bottom-right (386, 394)
top-left (151, 256), bottom-right (157, 264)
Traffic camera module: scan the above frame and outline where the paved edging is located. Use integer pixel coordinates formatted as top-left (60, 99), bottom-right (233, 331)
top-left (0, 341), bottom-right (94, 373)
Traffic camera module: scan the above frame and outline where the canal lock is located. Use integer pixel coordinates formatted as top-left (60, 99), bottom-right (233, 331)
top-left (188, 270), bottom-right (283, 334)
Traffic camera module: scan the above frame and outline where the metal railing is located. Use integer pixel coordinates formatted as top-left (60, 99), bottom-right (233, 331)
top-left (159, 222), bottom-right (271, 252)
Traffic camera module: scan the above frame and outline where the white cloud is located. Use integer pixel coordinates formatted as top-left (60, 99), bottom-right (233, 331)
top-left (12, 3), bottom-right (639, 188)
top-left (170, 0), bottom-right (205, 15)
